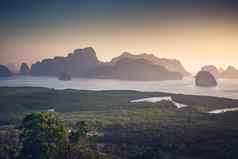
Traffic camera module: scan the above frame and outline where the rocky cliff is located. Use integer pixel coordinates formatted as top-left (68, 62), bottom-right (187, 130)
top-left (195, 71), bottom-right (217, 87)
top-left (201, 65), bottom-right (220, 78)
top-left (30, 47), bottom-right (183, 81)
top-left (111, 52), bottom-right (190, 76)
top-left (31, 47), bottom-right (100, 76)
top-left (19, 63), bottom-right (30, 75)
top-left (0, 65), bottom-right (12, 77)
top-left (220, 66), bottom-right (238, 79)
top-left (87, 58), bottom-right (183, 81)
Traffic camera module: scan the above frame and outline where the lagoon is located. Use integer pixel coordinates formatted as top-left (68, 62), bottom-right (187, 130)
top-left (1, 76), bottom-right (238, 99)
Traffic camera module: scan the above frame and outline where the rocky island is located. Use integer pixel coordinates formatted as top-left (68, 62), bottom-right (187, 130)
top-left (111, 52), bottom-right (190, 76)
top-left (200, 65), bottom-right (238, 79)
top-left (58, 72), bottom-right (71, 81)
top-left (195, 71), bottom-right (217, 87)
top-left (201, 65), bottom-right (220, 78)
top-left (220, 66), bottom-right (238, 79)
top-left (29, 47), bottom-right (188, 81)
top-left (87, 58), bottom-right (182, 81)
top-left (0, 65), bottom-right (12, 77)
top-left (19, 63), bottom-right (30, 75)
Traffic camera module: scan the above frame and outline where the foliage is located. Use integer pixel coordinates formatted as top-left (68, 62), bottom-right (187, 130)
top-left (1, 87), bottom-right (238, 159)
top-left (17, 112), bottom-right (100, 159)
top-left (0, 144), bottom-right (18, 159)
top-left (19, 112), bottom-right (68, 159)
top-left (63, 144), bottom-right (111, 159)
top-left (0, 128), bottom-right (19, 159)
top-left (69, 121), bottom-right (88, 144)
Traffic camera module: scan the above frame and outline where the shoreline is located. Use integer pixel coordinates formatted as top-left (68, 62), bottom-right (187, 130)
top-left (0, 86), bottom-right (237, 100)
top-left (1, 76), bottom-right (238, 99)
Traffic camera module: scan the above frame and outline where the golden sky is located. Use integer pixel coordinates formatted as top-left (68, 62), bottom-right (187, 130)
top-left (1, 15), bottom-right (238, 73)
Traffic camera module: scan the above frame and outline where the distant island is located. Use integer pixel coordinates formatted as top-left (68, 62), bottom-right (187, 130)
top-left (195, 71), bottom-right (218, 87)
top-left (201, 65), bottom-right (238, 79)
top-left (19, 63), bottom-right (30, 75)
top-left (2, 47), bottom-right (238, 81)
top-left (58, 72), bottom-right (71, 81)
top-left (0, 65), bottom-right (12, 77)
top-left (110, 52), bottom-right (190, 76)
top-left (29, 47), bottom-right (188, 81)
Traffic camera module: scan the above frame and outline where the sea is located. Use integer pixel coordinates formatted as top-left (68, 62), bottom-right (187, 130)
top-left (0, 76), bottom-right (238, 99)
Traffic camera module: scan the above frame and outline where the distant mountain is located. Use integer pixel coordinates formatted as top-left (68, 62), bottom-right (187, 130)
top-left (31, 47), bottom-right (100, 76)
top-left (200, 65), bottom-right (238, 79)
top-left (29, 47), bottom-right (183, 81)
top-left (111, 52), bottom-right (190, 76)
top-left (201, 65), bottom-right (220, 78)
top-left (0, 65), bottom-right (12, 77)
top-left (87, 58), bottom-right (182, 81)
top-left (220, 66), bottom-right (238, 79)
top-left (19, 63), bottom-right (30, 75)
top-left (218, 68), bottom-right (225, 74)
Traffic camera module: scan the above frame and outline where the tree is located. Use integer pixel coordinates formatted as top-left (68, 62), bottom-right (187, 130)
top-left (0, 128), bottom-right (19, 159)
top-left (69, 121), bottom-right (88, 144)
top-left (20, 112), bottom-right (68, 159)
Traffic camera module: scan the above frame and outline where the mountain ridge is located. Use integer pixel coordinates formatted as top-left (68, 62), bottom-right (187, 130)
top-left (86, 57), bottom-right (183, 81)
top-left (111, 52), bottom-right (190, 76)
top-left (200, 65), bottom-right (238, 79)
top-left (29, 47), bottom-right (184, 81)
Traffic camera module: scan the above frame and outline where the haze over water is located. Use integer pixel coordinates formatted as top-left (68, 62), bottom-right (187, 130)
top-left (1, 76), bottom-right (238, 99)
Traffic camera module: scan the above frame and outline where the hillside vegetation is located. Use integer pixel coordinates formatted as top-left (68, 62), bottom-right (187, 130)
top-left (0, 87), bottom-right (238, 158)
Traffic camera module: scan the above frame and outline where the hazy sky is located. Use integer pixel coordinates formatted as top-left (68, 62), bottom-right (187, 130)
top-left (1, 0), bottom-right (238, 72)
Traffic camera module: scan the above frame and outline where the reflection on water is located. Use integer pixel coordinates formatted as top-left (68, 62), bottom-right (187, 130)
top-left (1, 76), bottom-right (238, 99)
top-left (130, 96), bottom-right (188, 108)
top-left (208, 108), bottom-right (238, 114)
top-left (131, 97), bottom-right (173, 103)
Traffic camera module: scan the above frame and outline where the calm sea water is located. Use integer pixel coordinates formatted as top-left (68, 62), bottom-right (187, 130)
top-left (1, 76), bottom-right (238, 99)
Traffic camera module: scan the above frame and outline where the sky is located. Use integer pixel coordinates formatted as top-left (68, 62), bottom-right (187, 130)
top-left (1, 0), bottom-right (238, 73)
